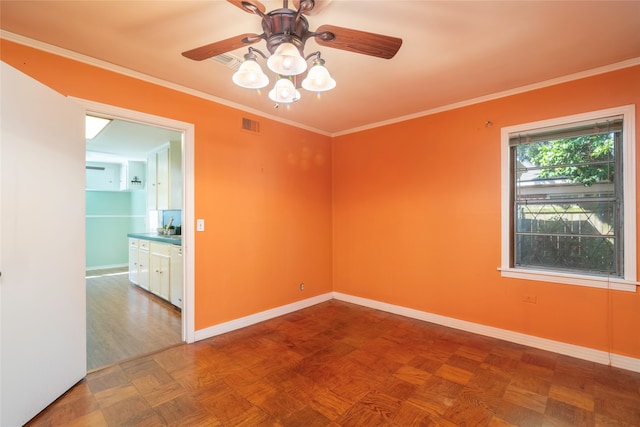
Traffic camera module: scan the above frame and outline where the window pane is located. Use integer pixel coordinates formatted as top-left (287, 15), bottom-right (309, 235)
top-left (512, 130), bottom-right (621, 276)
top-left (515, 234), bottom-right (615, 273)
top-left (515, 201), bottom-right (617, 274)
top-left (516, 201), bottom-right (615, 236)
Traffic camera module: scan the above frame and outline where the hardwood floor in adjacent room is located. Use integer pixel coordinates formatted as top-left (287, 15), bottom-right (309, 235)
top-left (86, 267), bottom-right (182, 371)
top-left (29, 300), bottom-right (640, 426)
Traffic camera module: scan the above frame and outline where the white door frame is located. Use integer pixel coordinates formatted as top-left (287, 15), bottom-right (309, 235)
top-left (74, 98), bottom-right (196, 343)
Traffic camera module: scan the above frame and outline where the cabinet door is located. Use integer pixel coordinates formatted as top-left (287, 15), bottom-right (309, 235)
top-left (157, 256), bottom-right (171, 301)
top-left (156, 147), bottom-right (169, 210)
top-left (149, 242), bottom-right (170, 299)
top-left (170, 246), bottom-right (183, 308)
top-left (149, 253), bottom-right (170, 298)
top-left (138, 248), bottom-right (149, 290)
top-left (149, 252), bottom-right (160, 295)
top-left (128, 245), bottom-right (138, 285)
top-left (168, 141), bottom-right (182, 210)
top-left (146, 152), bottom-right (157, 210)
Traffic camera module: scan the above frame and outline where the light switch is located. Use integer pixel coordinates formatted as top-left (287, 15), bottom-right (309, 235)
top-left (196, 219), bottom-right (205, 232)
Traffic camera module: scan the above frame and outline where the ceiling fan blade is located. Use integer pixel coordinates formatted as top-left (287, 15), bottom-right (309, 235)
top-left (314, 24), bottom-right (402, 59)
top-left (182, 34), bottom-right (261, 61)
top-left (226, 0), bottom-right (266, 14)
top-left (293, 0), bottom-right (332, 15)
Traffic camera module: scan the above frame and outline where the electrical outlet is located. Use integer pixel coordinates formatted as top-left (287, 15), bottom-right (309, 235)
top-left (299, 283), bottom-right (304, 291)
top-left (522, 295), bottom-right (537, 304)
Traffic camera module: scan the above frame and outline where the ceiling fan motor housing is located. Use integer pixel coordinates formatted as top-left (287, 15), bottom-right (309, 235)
top-left (263, 9), bottom-right (310, 54)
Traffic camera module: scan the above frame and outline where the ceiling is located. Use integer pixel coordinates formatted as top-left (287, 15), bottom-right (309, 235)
top-left (85, 118), bottom-right (182, 164)
top-left (2, 0), bottom-right (640, 140)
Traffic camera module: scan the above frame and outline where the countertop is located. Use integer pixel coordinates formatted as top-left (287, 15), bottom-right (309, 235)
top-left (128, 233), bottom-right (182, 246)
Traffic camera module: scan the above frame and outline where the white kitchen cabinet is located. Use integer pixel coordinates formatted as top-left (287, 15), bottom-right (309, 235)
top-left (128, 238), bottom-right (139, 284)
top-left (128, 238), bottom-right (149, 289)
top-left (138, 240), bottom-right (150, 290)
top-left (146, 151), bottom-right (157, 209)
top-left (170, 245), bottom-right (183, 308)
top-left (86, 162), bottom-right (121, 190)
top-left (149, 242), bottom-right (170, 300)
top-left (124, 160), bottom-right (145, 191)
top-left (128, 236), bottom-right (182, 306)
top-left (147, 141), bottom-right (182, 210)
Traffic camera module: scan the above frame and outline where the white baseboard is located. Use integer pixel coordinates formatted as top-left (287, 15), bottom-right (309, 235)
top-left (85, 263), bottom-right (128, 271)
top-left (333, 292), bottom-right (640, 374)
top-left (194, 293), bottom-right (333, 341)
top-left (192, 291), bottom-right (640, 374)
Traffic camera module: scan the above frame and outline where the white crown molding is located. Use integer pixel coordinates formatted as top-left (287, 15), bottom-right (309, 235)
top-left (0, 30), bottom-right (331, 137)
top-left (333, 57), bottom-right (640, 137)
top-left (4, 30), bottom-right (638, 139)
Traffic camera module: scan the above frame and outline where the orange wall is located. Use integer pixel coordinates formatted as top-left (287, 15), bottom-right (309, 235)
top-left (0, 39), bottom-right (333, 330)
top-left (3, 38), bottom-right (640, 359)
top-left (333, 65), bottom-right (640, 358)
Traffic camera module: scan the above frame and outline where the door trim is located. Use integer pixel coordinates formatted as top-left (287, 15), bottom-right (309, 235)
top-left (73, 97), bottom-right (196, 343)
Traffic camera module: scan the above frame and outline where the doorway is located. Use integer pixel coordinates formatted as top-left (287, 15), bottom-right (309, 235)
top-left (80, 99), bottom-right (195, 370)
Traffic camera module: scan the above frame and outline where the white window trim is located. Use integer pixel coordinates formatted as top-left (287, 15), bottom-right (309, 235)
top-left (500, 105), bottom-right (637, 292)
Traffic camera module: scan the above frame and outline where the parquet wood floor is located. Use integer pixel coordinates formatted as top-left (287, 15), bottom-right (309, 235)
top-left (28, 300), bottom-right (640, 426)
top-left (86, 268), bottom-right (182, 371)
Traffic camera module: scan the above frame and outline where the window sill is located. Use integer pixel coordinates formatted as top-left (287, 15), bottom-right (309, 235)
top-left (498, 267), bottom-right (637, 292)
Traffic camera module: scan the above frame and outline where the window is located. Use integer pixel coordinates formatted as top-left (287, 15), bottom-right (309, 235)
top-left (500, 106), bottom-right (636, 292)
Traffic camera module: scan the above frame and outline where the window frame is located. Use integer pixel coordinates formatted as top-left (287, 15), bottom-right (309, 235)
top-left (500, 105), bottom-right (637, 292)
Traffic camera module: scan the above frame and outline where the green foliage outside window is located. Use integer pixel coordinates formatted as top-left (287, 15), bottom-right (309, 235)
top-left (516, 134), bottom-right (614, 186)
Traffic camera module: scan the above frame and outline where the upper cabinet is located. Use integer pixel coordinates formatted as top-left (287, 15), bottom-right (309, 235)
top-left (147, 140), bottom-right (182, 210)
top-left (86, 160), bottom-right (146, 191)
top-left (125, 161), bottom-right (145, 191)
top-left (86, 162), bottom-right (121, 190)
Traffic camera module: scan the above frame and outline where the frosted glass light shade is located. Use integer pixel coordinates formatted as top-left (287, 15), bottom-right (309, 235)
top-left (301, 63), bottom-right (336, 92)
top-left (268, 78), bottom-right (301, 103)
top-left (267, 43), bottom-right (307, 75)
top-left (232, 59), bottom-right (269, 89)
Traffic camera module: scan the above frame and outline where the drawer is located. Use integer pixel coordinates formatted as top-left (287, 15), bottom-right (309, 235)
top-left (139, 240), bottom-right (150, 251)
top-left (150, 242), bottom-right (170, 256)
top-left (129, 238), bottom-right (139, 248)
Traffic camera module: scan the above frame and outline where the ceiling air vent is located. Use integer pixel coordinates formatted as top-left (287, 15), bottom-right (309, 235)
top-left (212, 53), bottom-right (242, 71)
top-left (242, 117), bottom-right (260, 133)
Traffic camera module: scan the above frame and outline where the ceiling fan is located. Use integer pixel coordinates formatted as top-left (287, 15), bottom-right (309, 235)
top-left (182, 0), bottom-right (402, 104)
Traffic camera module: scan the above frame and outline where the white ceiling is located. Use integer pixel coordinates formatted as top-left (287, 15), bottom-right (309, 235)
top-left (85, 118), bottom-right (182, 164)
top-left (2, 0), bottom-right (640, 144)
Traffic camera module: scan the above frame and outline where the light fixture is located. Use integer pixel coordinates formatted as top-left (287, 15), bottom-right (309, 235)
top-left (301, 53), bottom-right (336, 92)
top-left (268, 77), bottom-right (301, 104)
top-left (233, 43), bottom-right (335, 105)
top-left (266, 42), bottom-right (307, 76)
top-left (183, 1), bottom-right (403, 107)
top-left (232, 48), bottom-right (269, 89)
top-left (85, 115), bottom-right (112, 139)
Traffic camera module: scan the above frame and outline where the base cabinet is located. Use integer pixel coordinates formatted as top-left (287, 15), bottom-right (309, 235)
top-left (128, 238), bottom-right (149, 289)
top-left (150, 242), bottom-right (171, 301)
top-left (128, 237), bottom-right (181, 307)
